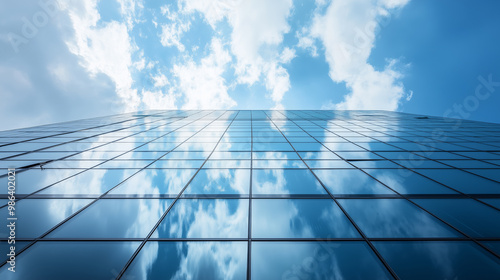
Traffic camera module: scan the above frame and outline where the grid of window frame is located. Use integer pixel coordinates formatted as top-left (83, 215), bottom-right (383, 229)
top-left (1, 110), bottom-right (500, 279)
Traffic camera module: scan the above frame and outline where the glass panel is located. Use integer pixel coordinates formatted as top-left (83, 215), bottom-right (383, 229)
top-left (253, 160), bottom-right (307, 168)
top-left (0, 168), bottom-right (81, 194)
top-left (339, 199), bottom-right (460, 238)
top-left (305, 160), bottom-right (353, 168)
top-left (49, 199), bottom-right (172, 238)
top-left (253, 169), bottom-right (326, 195)
top-left (0, 241), bottom-right (140, 279)
top-left (109, 169), bottom-right (196, 195)
top-left (252, 199), bottom-right (359, 238)
top-left (415, 169), bottom-right (500, 194)
top-left (155, 199), bottom-right (248, 238)
top-left (313, 169), bottom-right (394, 195)
top-left (413, 199), bottom-right (500, 238)
top-left (252, 241), bottom-right (393, 280)
top-left (40, 169), bottom-right (135, 195)
top-left (374, 241), bottom-right (500, 280)
top-left (364, 169), bottom-right (458, 194)
top-left (183, 169), bottom-right (250, 195)
top-left (122, 241), bottom-right (247, 280)
top-left (480, 199), bottom-right (500, 209)
top-left (0, 199), bottom-right (92, 238)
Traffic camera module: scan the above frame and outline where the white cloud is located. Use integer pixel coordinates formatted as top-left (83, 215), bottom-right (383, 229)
top-left (141, 89), bottom-right (176, 110)
top-left (179, 0), bottom-right (294, 108)
top-left (173, 38), bottom-right (236, 109)
top-left (311, 0), bottom-right (410, 110)
top-left (296, 27), bottom-right (318, 57)
top-left (159, 5), bottom-right (190, 52)
top-left (60, 0), bottom-right (141, 111)
top-left (152, 73), bottom-right (169, 88)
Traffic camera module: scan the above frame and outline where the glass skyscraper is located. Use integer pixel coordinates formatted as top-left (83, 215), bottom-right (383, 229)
top-left (1, 110), bottom-right (500, 279)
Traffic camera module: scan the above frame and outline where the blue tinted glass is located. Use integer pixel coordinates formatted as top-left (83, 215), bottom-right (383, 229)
top-left (253, 169), bottom-right (326, 195)
top-left (339, 199), bottom-right (460, 238)
top-left (253, 142), bottom-right (294, 151)
top-left (0, 241), bottom-right (140, 279)
top-left (466, 169), bottom-right (500, 183)
top-left (148, 159), bottom-right (205, 168)
top-left (413, 199), bottom-right (500, 238)
top-left (336, 151), bottom-right (382, 159)
top-left (49, 199), bottom-right (171, 238)
top-left (252, 199), bottom-right (359, 238)
top-left (253, 151), bottom-right (300, 159)
top-left (298, 151), bottom-right (340, 160)
top-left (364, 169), bottom-right (457, 194)
top-left (40, 169), bottom-right (133, 195)
top-left (252, 241), bottom-right (393, 280)
top-left (351, 160), bottom-right (401, 169)
top-left (480, 199), bottom-right (500, 209)
top-left (415, 169), bottom-right (500, 194)
top-left (122, 241), bottom-right (247, 280)
top-left (305, 160), bottom-right (353, 168)
top-left (0, 199), bottom-right (91, 239)
top-left (290, 142), bottom-right (326, 151)
top-left (183, 169), bottom-right (250, 195)
top-left (109, 169), bottom-right (196, 195)
top-left (155, 199), bottom-right (248, 238)
top-left (393, 159), bottom-right (449, 168)
top-left (482, 242), bottom-right (500, 256)
top-left (0, 168), bottom-right (80, 194)
top-left (438, 160), bottom-right (496, 169)
top-left (374, 241), bottom-right (500, 280)
top-left (0, 241), bottom-right (30, 263)
top-left (313, 169), bottom-right (394, 195)
top-left (203, 160), bottom-right (251, 168)
top-left (253, 160), bottom-right (307, 168)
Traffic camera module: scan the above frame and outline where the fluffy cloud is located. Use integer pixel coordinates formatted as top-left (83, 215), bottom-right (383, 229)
top-left (173, 38), bottom-right (236, 109)
top-left (159, 6), bottom-right (190, 52)
top-left (180, 0), bottom-right (294, 107)
top-left (60, 0), bottom-right (141, 111)
top-left (311, 0), bottom-right (410, 110)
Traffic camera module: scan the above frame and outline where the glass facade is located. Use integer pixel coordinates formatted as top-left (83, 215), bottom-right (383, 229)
top-left (1, 110), bottom-right (500, 279)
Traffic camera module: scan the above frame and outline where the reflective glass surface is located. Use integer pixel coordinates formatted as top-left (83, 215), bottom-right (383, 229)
top-left (0, 199), bottom-right (92, 238)
top-left (413, 198), bottom-right (500, 238)
top-left (1, 110), bottom-right (499, 278)
top-left (374, 241), bottom-right (500, 280)
top-left (183, 169), bottom-right (250, 195)
top-left (155, 199), bottom-right (248, 238)
top-left (252, 169), bottom-right (326, 195)
top-left (49, 199), bottom-right (172, 238)
top-left (313, 169), bottom-right (394, 195)
top-left (339, 199), bottom-right (460, 238)
top-left (122, 241), bottom-right (247, 280)
top-left (0, 241), bottom-right (140, 279)
top-left (252, 241), bottom-right (393, 279)
top-left (252, 199), bottom-right (359, 238)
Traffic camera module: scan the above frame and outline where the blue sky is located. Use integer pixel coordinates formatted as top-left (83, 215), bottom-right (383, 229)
top-left (1, 0), bottom-right (499, 130)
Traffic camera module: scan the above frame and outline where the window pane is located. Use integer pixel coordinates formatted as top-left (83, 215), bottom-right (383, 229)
top-left (252, 241), bottom-right (393, 280)
top-left (49, 199), bottom-right (172, 238)
top-left (122, 241), bottom-right (247, 280)
top-left (415, 169), bottom-right (500, 194)
top-left (0, 199), bottom-right (92, 239)
top-left (364, 169), bottom-right (457, 194)
top-left (413, 198), bottom-right (500, 238)
top-left (374, 241), bottom-right (500, 280)
top-left (0, 241), bottom-right (140, 279)
top-left (183, 169), bottom-right (250, 195)
top-left (155, 199), bottom-right (248, 238)
top-left (253, 169), bottom-right (326, 195)
top-left (314, 169), bottom-right (394, 195)
top-left (252, 199), bottom-right (359, 238)
top-left (339, 199), bottom-right (460, 238)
